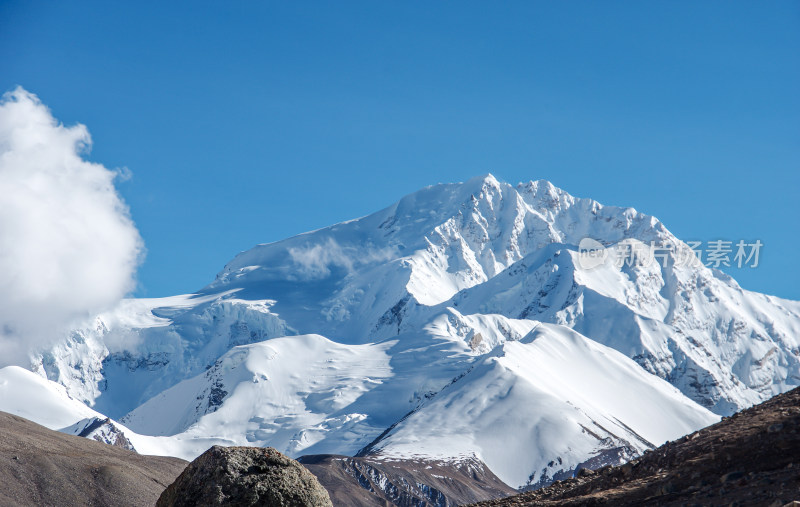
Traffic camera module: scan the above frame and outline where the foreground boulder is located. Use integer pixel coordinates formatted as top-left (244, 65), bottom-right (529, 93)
top-left (157, 446), bottom-right (332, 507)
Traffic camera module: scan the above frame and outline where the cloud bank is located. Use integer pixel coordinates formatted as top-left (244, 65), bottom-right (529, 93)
top-left (0, 87), bottom-right (143, 366)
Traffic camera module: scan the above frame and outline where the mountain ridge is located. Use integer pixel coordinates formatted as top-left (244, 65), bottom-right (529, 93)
top-left (2, 174), bottom-right (796, 491)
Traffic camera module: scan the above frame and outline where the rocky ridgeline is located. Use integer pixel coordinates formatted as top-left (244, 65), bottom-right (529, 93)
top-left (298, 454), bottom-right (516, 506)
top-left (472, 386), bottom-right (800, 506)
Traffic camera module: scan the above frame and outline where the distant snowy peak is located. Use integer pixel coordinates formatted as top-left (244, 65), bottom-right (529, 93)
top-left (212, 174), bottom-right (668, 290)
top-left (209, 174), bottom-right (671, 325)
top-left (207, 172), bottom-right (795, 416)
top-left (23, 174), bottom-right (800, 490)
top-left (37, 175), bottom-right (800, 420)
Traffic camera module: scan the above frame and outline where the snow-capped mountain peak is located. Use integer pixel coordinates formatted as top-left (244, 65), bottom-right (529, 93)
top-left (7, 175), bottom-right (798, 491)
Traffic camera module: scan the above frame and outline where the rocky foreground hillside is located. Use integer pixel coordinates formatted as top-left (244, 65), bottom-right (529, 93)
top-left (2, 384), bottom-right (800, 506)
top-left (471, 386), bottom-right (800, 506)
top-left (0, 411), bottom-right (186, 506)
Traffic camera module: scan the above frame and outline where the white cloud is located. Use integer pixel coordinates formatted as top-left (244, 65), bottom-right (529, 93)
top-left (288, 238), bottom-right (355, 279)
top-left (0, 87), bottom-right (144, 366)
top-left (287, 238), bottom-right (396, 280)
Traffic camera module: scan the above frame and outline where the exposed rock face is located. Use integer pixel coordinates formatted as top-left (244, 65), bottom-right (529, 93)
top-left (471, 386), bottom-right (800, 506)
top-left (63, 416), bottom-right (136, 451)
top-left (157, 446), bottom-right (332, 507)
top-left (299, 454), bottom-right (517, 506)
top-left (0, 411), bottom-right (186, 507)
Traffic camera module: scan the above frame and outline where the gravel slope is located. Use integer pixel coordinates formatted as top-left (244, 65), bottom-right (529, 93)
top-left (0, 411), bottom-right (187, 507)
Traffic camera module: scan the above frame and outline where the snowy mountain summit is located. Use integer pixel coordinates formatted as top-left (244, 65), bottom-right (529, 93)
top-left (7, 174), bottom-right (800, 490)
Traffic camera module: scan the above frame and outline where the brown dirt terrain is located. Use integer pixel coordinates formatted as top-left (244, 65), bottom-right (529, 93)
top-left (0, 411), bottom-right (187, 507)
top-left (471, 386), bottom-right (800, 507)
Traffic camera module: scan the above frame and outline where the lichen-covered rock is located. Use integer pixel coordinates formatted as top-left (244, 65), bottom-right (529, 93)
top-left (157, 446), bottom-right (332, 507)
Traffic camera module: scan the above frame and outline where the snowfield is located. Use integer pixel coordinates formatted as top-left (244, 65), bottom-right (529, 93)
top-left (367, 324), bottom-right (718, 488)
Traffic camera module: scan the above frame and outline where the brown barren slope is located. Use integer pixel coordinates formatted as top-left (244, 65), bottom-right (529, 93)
top-left (472, 386), bottom-right (800, 506)
top-left (0, 411), bottom-right (187, 507)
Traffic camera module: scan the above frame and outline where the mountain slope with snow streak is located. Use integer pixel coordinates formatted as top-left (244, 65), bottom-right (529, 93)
top-left (361, 323), bottom-right (718, 489)
top-left (121, 334), bottom-right (395, 457)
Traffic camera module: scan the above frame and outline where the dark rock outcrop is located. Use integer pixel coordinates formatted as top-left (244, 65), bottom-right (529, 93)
top-left (299, 454), bottom-right (516, 506)
top-left (471, 386), bottom-right (800, 506)
top-left (157, 445), bottom-right (332, 507)
top-left (64, 416), bottom-right (137, 451)
top-left (0, 411), bottom-right (187, 507)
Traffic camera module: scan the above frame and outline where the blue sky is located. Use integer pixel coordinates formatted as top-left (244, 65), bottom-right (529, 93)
top-left (1, 1), bottom-right (798, 299)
